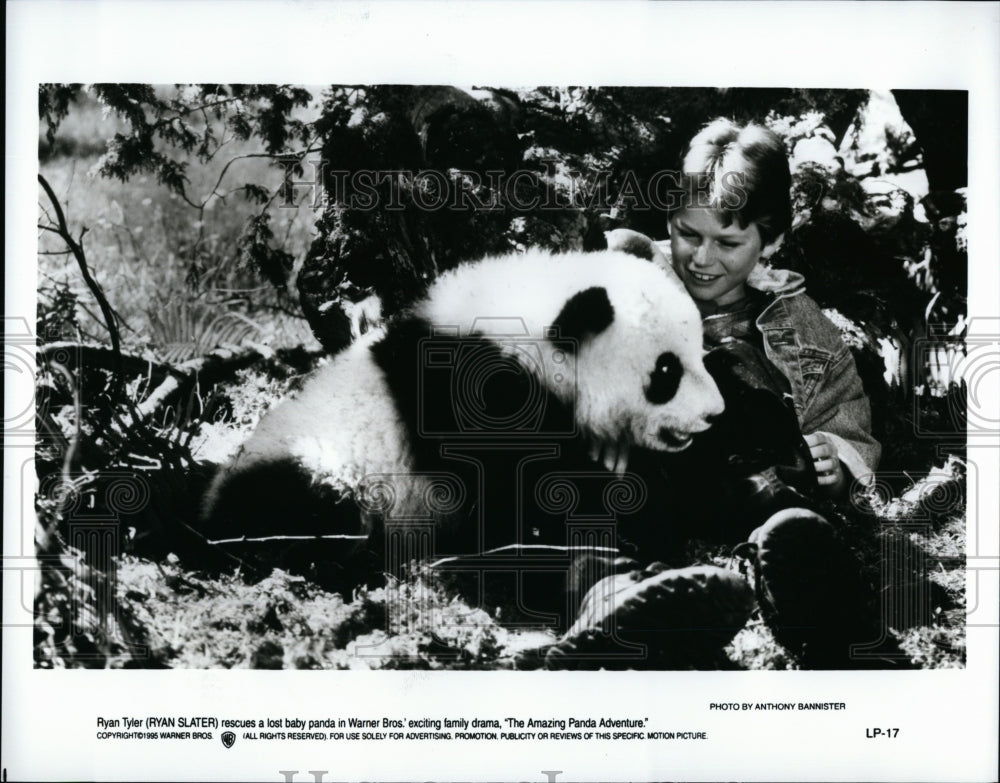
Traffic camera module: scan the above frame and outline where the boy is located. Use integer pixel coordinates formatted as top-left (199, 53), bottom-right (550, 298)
top-left (547, 120), bottom-right (890, 670)
top-left (665, 118), bottom-right (878, 492)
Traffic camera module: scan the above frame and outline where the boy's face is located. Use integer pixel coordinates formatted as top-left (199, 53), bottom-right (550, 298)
top-left (669, 208), bottom-right (765, 308)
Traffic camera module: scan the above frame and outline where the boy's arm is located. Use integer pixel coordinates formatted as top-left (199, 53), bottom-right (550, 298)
top-left (800, 345), bottom-right (881, 486)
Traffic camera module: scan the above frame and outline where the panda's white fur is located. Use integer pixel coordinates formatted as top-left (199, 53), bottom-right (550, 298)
top-left (415, 249), bottom-right (720, 449)
top-left (204, 246), bottom-right (723, 545)
top-left (234, 331), bottom-right (410, 494)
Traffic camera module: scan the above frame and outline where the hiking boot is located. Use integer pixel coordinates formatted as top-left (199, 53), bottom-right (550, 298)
top-left (728, 465), bottom-right (817, 531)
top-left (737, 507), bottom-right (908, 669)
top-left (544, 564), bottom-right (753, 670)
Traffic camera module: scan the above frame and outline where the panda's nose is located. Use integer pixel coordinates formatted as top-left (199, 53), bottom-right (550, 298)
top-left (704, 412), bottom-right (722, 426)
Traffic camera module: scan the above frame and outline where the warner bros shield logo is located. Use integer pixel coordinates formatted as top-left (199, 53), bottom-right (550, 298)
top-left (221, 731), bottom-right (236, 748)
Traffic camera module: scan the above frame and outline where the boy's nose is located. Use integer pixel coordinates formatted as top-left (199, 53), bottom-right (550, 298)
top-left (692, 243), bottom-right (713, 267)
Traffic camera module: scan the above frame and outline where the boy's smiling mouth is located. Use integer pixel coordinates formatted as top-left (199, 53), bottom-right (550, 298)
top-left (688, 270), bottom-right (722, 283)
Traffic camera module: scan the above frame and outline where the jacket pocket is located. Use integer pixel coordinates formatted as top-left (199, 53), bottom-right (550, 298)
top-left (797, 347), bottom-right (832, 408)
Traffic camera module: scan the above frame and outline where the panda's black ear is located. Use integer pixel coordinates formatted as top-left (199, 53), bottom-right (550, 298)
top-left (552, 286), bottom-right (614, 351)
top-left (604, 228), bottom-right (657, 260)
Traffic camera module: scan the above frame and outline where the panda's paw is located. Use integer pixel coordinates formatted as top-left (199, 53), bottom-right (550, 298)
top-left (544, 565), bottom-right (753, 670)
top-left (588, 434), bottom-right (631, 475)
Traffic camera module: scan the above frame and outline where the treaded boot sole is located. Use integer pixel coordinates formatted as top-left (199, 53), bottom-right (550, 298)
top-left (545, 565), bottom-right (753, 670)
top-left (752, 508), bottom-right (895, 668)
top-left (752, 509), bottom-right (838, 632)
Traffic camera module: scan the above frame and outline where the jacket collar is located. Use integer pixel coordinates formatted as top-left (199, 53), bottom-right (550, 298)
top-left (746, 264), bottom-right (805, 296)
top-left (748, 265), bottom-right (805, 331)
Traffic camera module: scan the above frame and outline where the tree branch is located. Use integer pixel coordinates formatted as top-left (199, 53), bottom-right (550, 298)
top-left (131, 345), bottom-right (265, 424)
top-left (38, 174), bottom-right (125, 397)
top-left (38, 342), bottom-right (180, 380)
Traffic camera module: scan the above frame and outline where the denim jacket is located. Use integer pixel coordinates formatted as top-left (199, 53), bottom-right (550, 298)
top-left (742, 265), bottom-right (881, 480)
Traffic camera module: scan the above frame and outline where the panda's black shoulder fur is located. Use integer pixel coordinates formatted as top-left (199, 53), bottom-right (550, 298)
top-left (368, 311), bottom-right (578, 469)
top-left (364, 309), bottom-right (604, 556)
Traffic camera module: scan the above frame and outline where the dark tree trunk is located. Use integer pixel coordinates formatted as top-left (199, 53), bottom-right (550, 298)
top-left (891, 90), bottom-right (968, 192)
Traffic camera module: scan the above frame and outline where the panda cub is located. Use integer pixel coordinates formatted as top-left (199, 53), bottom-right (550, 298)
top-left (203, 241), bottom-right (724, 580)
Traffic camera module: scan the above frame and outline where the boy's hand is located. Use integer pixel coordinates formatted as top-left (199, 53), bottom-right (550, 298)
top-left (804, 432), bottom-right (846, 495)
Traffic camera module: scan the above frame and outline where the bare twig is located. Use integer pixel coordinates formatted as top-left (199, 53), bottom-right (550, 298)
top-left (196, 142), bottom-right (322, 212)
top-left (208, 534), bottom-right (369, 545)
top-left (151, 97), bottom-right (241, 127)
top-left (38, 174), bottom-right (125, 398)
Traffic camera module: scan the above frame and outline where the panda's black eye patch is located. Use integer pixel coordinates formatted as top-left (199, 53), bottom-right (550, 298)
top-left (646, 352), bottom-right (682, 404)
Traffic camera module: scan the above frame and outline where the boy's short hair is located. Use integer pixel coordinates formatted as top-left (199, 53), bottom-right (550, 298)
top-left (669, 118), bottom-right (792, 246)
